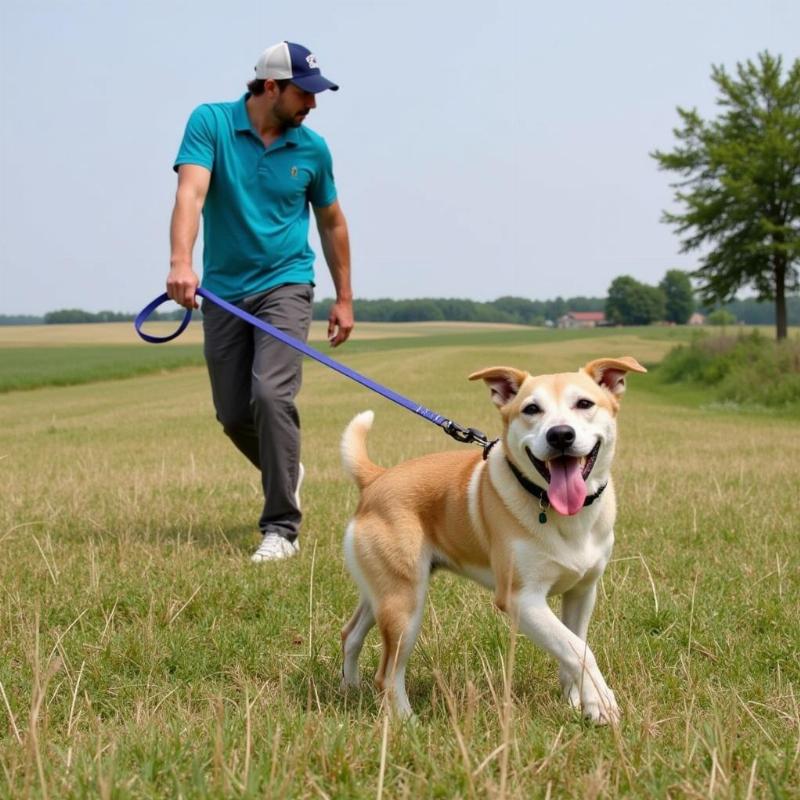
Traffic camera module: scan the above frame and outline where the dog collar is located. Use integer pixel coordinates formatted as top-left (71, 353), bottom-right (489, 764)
top-left (505, 458), bottom-right (608, 524)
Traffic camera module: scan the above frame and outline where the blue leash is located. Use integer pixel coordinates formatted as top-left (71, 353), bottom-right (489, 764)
top-left (134, 287), bottom-right (491, 448)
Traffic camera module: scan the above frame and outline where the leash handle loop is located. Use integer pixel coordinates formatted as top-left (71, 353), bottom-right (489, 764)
top-left (133, 292), bottom-right (193, 343)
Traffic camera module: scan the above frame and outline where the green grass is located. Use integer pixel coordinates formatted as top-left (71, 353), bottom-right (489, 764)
top-left (0, 328), bottom-right (798, 798)
top-left (654, 331), bottom-right (800, 415)
top-left (334, 324), bottom-right (696, 355)
top-left (0, 344), bottom-right (205, 393)
top-left (0, 324), bottom-right (697, 395)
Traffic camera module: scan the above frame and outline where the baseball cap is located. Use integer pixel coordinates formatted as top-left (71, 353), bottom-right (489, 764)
top-left (254, 41), bottom-right (339, 93)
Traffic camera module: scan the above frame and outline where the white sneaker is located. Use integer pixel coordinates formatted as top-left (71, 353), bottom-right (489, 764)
top-left (251, 533), bottom-right (299, 563)
top-left (250, 465), bottom-right (305, 563)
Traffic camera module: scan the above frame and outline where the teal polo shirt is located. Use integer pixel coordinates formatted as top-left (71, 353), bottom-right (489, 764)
top-left (174, 94), bottom-right (338, 301)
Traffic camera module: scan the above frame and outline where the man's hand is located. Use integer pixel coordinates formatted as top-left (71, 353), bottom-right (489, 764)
top-left (327, 299), bottom-right (354, 347)
top-left (167, 263), bottom-right (200, 309)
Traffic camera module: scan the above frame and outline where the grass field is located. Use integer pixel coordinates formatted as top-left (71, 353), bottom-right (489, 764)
top-left (0, 320), bottom-right (699, 394)
top-left (0, 323), bottom-right (798, 798)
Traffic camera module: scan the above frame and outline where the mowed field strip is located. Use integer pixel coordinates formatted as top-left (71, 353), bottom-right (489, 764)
top-left (0, 323), bottom-right (797, 798)
top-left (0, 320), bottom-right (695, 394)
top-left (0, 319), bottom-right (533, 347)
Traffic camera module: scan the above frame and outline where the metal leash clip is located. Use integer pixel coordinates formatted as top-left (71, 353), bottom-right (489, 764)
top-left (443, 420), bottom-right (492, 447)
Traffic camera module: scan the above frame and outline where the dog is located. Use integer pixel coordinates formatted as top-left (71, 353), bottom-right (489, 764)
top-left (339, 356), bottom-right (646, 724)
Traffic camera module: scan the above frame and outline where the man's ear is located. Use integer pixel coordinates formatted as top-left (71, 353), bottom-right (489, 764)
top-left (582, 356), bottom-right (647, 398)
top-left (468, 367), bottom-right (528, 408)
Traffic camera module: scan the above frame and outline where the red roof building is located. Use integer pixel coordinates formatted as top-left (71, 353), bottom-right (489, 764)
top-left (557, 311), bottom-right (606, 328)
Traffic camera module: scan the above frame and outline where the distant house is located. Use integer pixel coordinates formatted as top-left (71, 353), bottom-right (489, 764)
top-left (557, 311), bottom-right (606, 329)
top-left (688, 312), bottom-right (706, 326)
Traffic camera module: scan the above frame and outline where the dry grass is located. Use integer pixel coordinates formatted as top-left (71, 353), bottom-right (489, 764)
top-left (0, 319), bottom-right (532, 348)
top-left (0, 329), bottom-right (798, 798)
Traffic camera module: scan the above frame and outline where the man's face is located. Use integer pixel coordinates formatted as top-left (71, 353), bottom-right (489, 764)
top-left (273, 83), bottom-right (317, 128)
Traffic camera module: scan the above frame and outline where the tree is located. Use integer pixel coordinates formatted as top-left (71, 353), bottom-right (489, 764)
top-left (606, 276), bottom-right (666, 325)
top-left (652, 52), bottom-right (800, 340)
top-left (708, 308), bottom-right (737, 326)
top-left (490, 296), bottom-right (539, 324)
top-left (659, 269), bottom-right (695, 324)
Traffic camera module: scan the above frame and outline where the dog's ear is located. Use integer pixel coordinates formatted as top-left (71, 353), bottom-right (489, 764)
top-left (582, 356), bottom-right (647, 398)
top-left (468, 367), bottom-right (528, 408)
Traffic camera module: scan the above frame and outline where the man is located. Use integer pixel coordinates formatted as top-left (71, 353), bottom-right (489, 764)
top-left (166, 41), bottom-right (353, 562)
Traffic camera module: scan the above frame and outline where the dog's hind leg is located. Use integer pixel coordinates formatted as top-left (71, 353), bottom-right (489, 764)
top-left (341, 520), bottom-right (377, 688)
top-left (374, 576), bottom-right (428, 718)
top-left (341, 599), bottom-right (375, 688)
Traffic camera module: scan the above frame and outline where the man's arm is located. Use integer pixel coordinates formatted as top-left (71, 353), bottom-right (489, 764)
top-left (167, 164), bottom-right (211, 309)
top-left (314, 199), bottom-right (354, 347)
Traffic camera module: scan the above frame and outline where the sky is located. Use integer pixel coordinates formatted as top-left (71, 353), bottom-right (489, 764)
top-left (0, 0), bottom-right (798, 315)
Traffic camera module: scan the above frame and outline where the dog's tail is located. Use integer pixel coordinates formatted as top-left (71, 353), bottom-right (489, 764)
top-left (341, 410), bottom-right (384, 490)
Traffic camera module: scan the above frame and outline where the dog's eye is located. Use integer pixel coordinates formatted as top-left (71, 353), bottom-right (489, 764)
top-left (576, 398), bottom-right (595, 410)
top-left (521, 403), bottom-right (541, 415)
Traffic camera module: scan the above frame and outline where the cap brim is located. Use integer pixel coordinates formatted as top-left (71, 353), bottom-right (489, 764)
top-left (291, 74), bottom-right (339, 93)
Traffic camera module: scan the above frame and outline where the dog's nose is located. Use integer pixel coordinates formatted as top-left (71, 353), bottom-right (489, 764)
top-left (546, 425), bottom-right (576, 451)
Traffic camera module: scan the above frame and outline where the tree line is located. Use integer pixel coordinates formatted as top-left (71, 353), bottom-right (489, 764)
top-left (311, 295), bottom-right (604, 326)
top-left (306, 283), bottom-right (797, 326)
top-left (2, 284), bottom-right (797, 327)
top-left (0, 308), bottom-right (189, 325)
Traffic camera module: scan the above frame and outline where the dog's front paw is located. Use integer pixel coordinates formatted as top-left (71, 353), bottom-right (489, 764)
top-left (581, 682), bottom-right (620, 725)
top-left (561, 671), bottom-right (620, 725)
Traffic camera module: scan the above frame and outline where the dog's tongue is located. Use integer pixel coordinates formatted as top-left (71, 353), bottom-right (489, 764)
top-left (547, 457), bottom-right (586, 516)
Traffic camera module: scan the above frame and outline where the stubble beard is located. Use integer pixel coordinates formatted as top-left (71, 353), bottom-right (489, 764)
top-left (274, 103), bottom-right (307, 130)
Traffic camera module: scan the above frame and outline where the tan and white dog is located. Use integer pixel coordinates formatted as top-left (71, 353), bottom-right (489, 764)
top-left (339, 356), bottom-right (646, 723)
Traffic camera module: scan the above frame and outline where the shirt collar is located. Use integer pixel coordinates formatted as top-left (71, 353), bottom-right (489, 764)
top-left (234, 94), bottom-right (299, 147)
top-left (233, 94), bottom-right (252, 132)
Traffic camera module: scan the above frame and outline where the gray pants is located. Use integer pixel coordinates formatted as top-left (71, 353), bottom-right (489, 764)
top-left (202, 283), bottom-right (314, 541)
